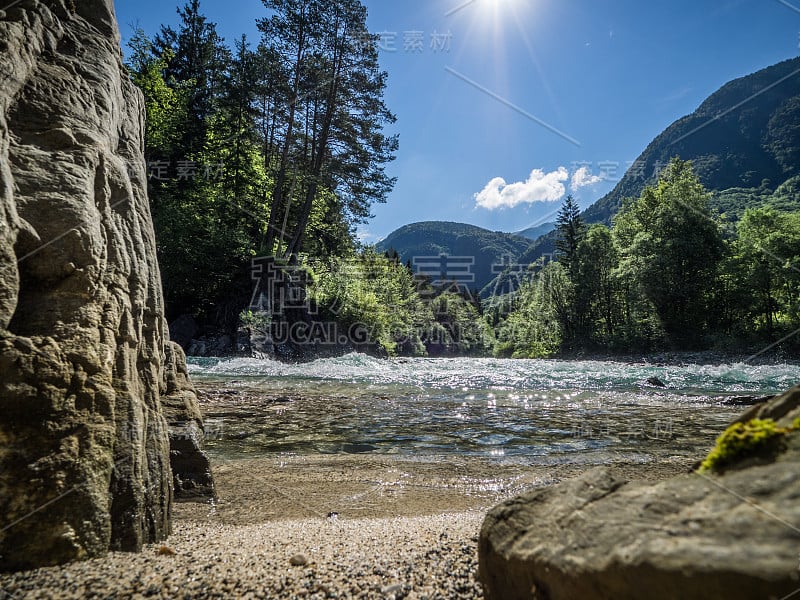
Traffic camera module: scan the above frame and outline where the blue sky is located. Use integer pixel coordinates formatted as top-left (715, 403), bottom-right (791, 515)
top-left (115, 0), bottom-right (800, 241)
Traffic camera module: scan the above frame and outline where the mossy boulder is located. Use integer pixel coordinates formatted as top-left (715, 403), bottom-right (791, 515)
top-left (479, 385), bottom-right (800, 600)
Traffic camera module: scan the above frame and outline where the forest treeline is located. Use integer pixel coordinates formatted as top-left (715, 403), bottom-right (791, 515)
top-left (129, 1), bottom-right (800, 358)
top-left (495, 158), bottom-right (800, 357)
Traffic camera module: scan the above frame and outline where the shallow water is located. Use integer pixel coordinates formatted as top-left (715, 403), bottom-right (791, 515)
top-left (188, 354), bottom-right (800, 466)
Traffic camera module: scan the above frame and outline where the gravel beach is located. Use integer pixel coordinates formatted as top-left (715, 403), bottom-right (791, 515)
top-left (0, 454), bottom-right (692, 599)
top-left (1, 513), bottom-right (486, 600)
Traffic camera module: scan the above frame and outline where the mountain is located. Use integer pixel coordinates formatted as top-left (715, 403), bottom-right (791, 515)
top-left (516, 222), bottom-right (556, 240)
top-left (376, 222), bottom-right (533, 292)
top-left (489, 57), bottom-right (800, 292)
top-left (584, 56), bottom-right (800, 224)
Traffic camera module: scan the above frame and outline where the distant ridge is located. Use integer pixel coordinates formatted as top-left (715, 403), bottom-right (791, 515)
top-left (515, 222), bottom-right (556, 241)
top-left (375, 221), bottom-right (533, 292)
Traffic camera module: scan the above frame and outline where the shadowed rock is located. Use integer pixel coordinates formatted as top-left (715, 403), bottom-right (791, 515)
top-left (162, 342), bottom-right (215, 500)
top-left (645, 376), bottom-right (666, 388)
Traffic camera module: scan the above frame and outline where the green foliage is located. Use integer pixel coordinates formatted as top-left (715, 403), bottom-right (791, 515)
top-left (427, 292), bottom-right (494, 356)
top-left (308, 250), bottom-right (491, 356)
top-left (710, 185), bottom-right (772, 224)
top-left (311, 250), bottom-right (427, 356)
top-left (769, 175), bottom-right (800, 213)
top-left (719, 207), bottom-right (800, 339)
top-left (153, 0), bottom-right (230, 156)
top-left (709, 176), bottom-right (800, 224)
top-left (493, 262), bottom-right (568, 358)
top-left (239, 309), bottom-right (271, 331)
top-left (150, 184), bottom-right (256, 321)
top-left (126, 31), bottom-right (188, 154)
top-left (698, 419), bottom-right (786, 473)
top-left (572, 225), bottom-right (621, 346)
top-left (765, 96), bottom-right (800, 175)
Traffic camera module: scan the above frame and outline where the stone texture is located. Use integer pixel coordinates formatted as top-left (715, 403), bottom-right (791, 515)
top-left (162, 342), bottom-right (215, 500)
top-left (479, 387), bottom-right (800, 600)
top-left (0, 0), bottom-right (209, 571)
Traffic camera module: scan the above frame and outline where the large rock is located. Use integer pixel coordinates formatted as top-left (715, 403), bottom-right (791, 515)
top-left (479, 386), bottom-right (800, 600)
top-left (0, 0), bottom-right (210, 571)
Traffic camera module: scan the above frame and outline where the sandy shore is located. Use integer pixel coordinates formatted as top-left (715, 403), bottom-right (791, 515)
top-left (0, 453), bottom-right (692, 599)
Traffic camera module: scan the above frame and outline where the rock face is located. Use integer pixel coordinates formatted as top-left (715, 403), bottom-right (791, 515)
top-left (0, 0), bottom-right (211, 571)
top-left (479, 386), bottom-right (800, 600)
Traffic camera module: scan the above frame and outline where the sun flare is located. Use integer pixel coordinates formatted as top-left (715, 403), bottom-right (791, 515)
top-left (481, 0), bottom-right (519, 10)
top-left (472, 0), bottom-right (527, 23)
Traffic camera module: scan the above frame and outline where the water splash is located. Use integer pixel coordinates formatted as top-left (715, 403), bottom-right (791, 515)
top-left (188, 354), bottom-right (799, 395)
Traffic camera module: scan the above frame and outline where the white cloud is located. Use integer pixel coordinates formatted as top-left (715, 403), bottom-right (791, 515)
top-left (570, 166), bottom-right (604, 191)
top-left (475, 168), bottom-right (569, 210)
top-left (357, 228), bottom-right (378, 243)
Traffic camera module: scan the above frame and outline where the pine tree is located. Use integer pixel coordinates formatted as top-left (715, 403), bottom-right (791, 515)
top-left (552, 195), bottom-right (588, 348)
top-left (155, 0), bottom-right (230, 157)
top-left (259, 0), bottom-right (397, 259)
top-left (216, 35), bottom-right (263, 207)
top-left (555, 195), bottom-right (586, 278)
top-left (126, 26), bottom-right (187, 156)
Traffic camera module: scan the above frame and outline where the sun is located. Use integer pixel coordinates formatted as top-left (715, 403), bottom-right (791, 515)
top-left (471, 0), bottom-right (526, 22)
top-left (447, 0), bottom-right (519, 18)
top-left (481, 0), bottom-right (519, 11)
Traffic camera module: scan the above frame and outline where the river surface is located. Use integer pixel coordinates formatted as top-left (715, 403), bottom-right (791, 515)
top-left (187, 354), bottom-right (800, 467)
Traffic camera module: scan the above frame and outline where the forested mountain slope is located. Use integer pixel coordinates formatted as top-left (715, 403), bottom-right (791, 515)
top-left (377, 222), bottom-right (533, 291)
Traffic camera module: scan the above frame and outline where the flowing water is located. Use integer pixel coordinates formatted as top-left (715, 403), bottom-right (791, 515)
top-left (188, 354), bottom-right (800, 467)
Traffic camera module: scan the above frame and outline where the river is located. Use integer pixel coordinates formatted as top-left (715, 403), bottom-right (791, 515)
top-left (187, 354), bottom-right (800, 468)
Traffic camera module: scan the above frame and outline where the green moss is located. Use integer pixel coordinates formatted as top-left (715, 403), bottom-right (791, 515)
top-left (698, 419), bottom-right (786, 474)
top-left (793, 416), bottom-right (800, 431)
